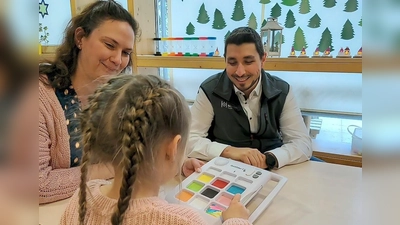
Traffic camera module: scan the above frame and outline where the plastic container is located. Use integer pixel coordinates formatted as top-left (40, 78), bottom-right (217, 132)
top-left (347, 125), bottom-right (362, 156)
top-left (161, 37), bottom-right (168, 56)
top-left (207, 37), bottom-right (217, 57)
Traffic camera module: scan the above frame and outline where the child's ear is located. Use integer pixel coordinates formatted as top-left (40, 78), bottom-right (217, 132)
top-left (165, 135), bottom-right (181, 161)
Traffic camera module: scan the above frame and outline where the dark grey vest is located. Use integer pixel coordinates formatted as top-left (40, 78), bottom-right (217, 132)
top-left (200, 70), bottom-right (290, 153)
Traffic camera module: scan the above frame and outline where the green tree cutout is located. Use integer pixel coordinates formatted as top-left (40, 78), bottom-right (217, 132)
top-left (358, 18), bottom-right (362, 26)
top-left (197, 3), bottom-right (210, 24)
top-left (308, 13), bottom-right (321, 28)
top-left (293, 27), bottom-right (307, 51)
top-left (225, 30), bottom-right (231, 41)
top-left (270, 3), bottom-right (282, 18)
top-left (318, 28), bottom-right (334, 52)
top-left (232, 0), bottom-right (246, 21)
top-left (275, 31), bottom-right (285, 44)
top-left (299, 0), bottom-right (311, 14)
top-left (344, 0), bottom-right (358, 12)
top-left (260, 0), bottom-right (271, 3)
top-left (186, 22), bottom-right (195, 35)
top-left (213, 9), bottom-right (227, 30)
top-left (323, 0), bottom-right (337, 8)
top-left (261, 19), bottom-right (267, 27)
top-left (281, 0), bottom-right (298, 6)
top-left (248, 13), bottom-right (258, 30)
top-left (341, 19), bottom-right (354, 40)
top-left (285, 10), bottom-right (296, 28)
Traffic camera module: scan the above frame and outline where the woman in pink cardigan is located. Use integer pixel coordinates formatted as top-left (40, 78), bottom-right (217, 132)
top-left (39, 1), bottom-right (140, 204)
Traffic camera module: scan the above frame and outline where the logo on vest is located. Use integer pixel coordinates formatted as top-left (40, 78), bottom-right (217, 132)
top-left (220, 101), bottom-right (233, 109)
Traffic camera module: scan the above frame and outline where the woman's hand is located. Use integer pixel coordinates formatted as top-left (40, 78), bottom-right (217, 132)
top-left (181, 158), bottom-right (205, 177)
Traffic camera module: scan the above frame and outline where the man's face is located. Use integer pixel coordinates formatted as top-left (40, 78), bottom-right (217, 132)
top-left (225, 43), bottom-right (266, 95)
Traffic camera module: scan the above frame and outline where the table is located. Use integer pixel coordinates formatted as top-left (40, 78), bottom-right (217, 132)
top-left (39, 161), bottom-right (361, 225)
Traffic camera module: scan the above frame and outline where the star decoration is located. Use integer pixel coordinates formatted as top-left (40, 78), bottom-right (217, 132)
top-left (39, 0), bottom-right (49, 19)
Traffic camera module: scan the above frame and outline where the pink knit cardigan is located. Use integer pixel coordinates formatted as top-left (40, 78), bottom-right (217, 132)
top-left (39, 78), bottom-right (82, 204)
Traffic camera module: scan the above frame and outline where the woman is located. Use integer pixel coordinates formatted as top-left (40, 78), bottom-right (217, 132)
top-left (39, 0), bottom-right (139, 204)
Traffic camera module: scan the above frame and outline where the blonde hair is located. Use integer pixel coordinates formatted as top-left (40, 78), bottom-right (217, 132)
top-left (78, 74), bottom-right (190, 225)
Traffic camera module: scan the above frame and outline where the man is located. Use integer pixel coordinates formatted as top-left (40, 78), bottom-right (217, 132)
top-left (187, 27), bottom-right (312, 170)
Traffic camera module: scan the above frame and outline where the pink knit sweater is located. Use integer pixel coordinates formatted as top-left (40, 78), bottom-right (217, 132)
top-left (39, 78), bottom-right (113, 204)
top-left (60, 180), bottom-right (252, 225)
top-left (39, 78), bottom-right (81, 204)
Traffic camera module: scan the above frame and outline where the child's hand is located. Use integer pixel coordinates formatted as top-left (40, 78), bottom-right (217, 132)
top-left (222, 194), bottom-right (250, 221)
top-left (181, 158), bottom-right (205, 177)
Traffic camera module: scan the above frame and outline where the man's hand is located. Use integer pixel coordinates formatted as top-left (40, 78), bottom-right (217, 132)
top-left (221, 146), bottom-right (267, 169)
top-left (182, 158), bottom-right (205, 177)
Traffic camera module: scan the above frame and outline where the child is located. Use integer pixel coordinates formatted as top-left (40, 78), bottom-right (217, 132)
top-left (60, 75), bottom-right (252, 225)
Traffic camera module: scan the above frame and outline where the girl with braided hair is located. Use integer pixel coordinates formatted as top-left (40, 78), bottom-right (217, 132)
top-left (60, 74), bottom-right (252, 225)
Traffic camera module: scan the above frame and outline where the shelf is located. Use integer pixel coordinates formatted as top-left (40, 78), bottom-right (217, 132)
top-left (137, 55), bottom-right (362, 73)
top-left (39, 53), bottom-right (362, 73)
top-left (312, 139), bottom-right (362, 167)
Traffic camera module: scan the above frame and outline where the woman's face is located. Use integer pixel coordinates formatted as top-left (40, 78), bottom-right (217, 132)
top-left (77, 19), bottom-right (135, 82)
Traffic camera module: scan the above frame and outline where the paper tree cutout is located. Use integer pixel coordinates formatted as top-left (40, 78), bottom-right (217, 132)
top-left (308, 13), bottom-right (321, 28)
top-left (282, 0), bottom-right (299, 6)
top-left (270, 3), bottom-right (282, 18)
top-left (299, 0), bottom-right (311, 14)
top-left (341, 19), bottom-right (354, 40)
top-left (186, 22), bottom-right (195, 35)
top-left (197, 3), bottom-right (210, 24)
top-left (212, 9), bottom-right (227, 30)
top-left (232, 0), bottom-right (246, 21)
top-left (293, 27), bottom-right (307, 51)
top-left (318, 28), bottom-right (334, 53)
top-left (285, 10), bottom-right (296, 28)
top-left (323, 0), bottom-right (337, 8)
top-left (248, 13), bottom-right (258, 30)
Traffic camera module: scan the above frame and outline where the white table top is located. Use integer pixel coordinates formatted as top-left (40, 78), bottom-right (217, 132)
top-left (39, 161), bottom-right (362, 225)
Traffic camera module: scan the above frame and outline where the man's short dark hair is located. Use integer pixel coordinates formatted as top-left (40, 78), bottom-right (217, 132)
top-left (224, 27), bottom-right (264, 59)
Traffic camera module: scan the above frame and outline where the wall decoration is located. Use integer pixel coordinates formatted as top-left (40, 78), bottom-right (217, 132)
top-left (39, 23), bottom-right (49, 45)
top-left (299, 0), bottom-right (311, 14)
top-left (323, 0), bottom-right (337, 8)
top-left (275, 31), bottom-right (285, 44)
top-left (293, 27), bottom-right (307, 51)
top-left (261, 19), bottom-right (267, 27)
top-left (172, 0), bottom-right (361, 59)
top-left (344, 0), bottom-right (358, 12)
top-left (248, 13), bottom-right (258, 30)
top-left (39, 0), bottom-right (49, 19)
top-left (225, 30), bottom-right (231, 41)
top-left (186, 22), bottom-right (195, 35)
top-left (270, 3), bottom-right (282, 18)
top-left (197, 3), bottom-right (210, 24)
top-left (213, 9), bottom-right (227, 30)
top-left (284, 10), bottom-right (296, 28)
top-left (318, 27), bottom-right (334, 52)
top-left (231, 0), bottom-right (246, 21)
top-left (281, 0), bottom-right (299, 7)
top-left (341, 19), bottom-right (354, 40)
top-left (307, 13), bottom-right (321, 28)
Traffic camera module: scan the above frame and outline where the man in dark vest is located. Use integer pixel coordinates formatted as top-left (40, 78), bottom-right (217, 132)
top-left (187, 27), bottom-right (312, 170)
